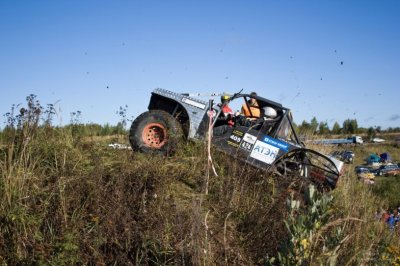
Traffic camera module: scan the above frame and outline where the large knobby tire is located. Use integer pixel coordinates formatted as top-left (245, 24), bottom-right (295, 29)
top-left (129, 110), bottom-right (183, 154)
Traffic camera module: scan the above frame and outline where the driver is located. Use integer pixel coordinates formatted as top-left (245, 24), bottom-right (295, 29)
top-left (213, 94), bottom-right (234, 135)
top-left (241, 92), bottom-right (261, 119)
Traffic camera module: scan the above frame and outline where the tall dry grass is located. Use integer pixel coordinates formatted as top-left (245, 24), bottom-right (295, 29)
top-left (1, 96), bottom-right (399, 265)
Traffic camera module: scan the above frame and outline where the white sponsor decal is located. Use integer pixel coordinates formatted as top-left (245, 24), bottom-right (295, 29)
top-left (250, 140), bottom-right (279, 164)
top-left (240, 141), bottom-right (253, 151)
top-left (243, 133), bottom-right (257, 144)
top-left (182, 97), bottom-right (206, 109)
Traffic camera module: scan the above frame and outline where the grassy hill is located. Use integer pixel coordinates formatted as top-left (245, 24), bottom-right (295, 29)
top-left (0, 99), bottom-right (399, 265)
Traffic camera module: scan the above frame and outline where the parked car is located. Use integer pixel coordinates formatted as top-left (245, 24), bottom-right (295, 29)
top-left (375, 164), bottom-right (400, 176)
top-left (355, 165), bottom-right (372, 174)
top-left (330, 150), bottom-right (355, 164)
top-left (341, 151), bottom-right (355, 163)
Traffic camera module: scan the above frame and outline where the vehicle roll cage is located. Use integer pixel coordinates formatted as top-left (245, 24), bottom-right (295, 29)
top-left (214, 92), bottom-right (301, 146)
top-left (229, 92), bottom-right (286, 112)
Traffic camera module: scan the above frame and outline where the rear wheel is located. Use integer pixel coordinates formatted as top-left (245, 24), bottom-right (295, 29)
top-left (129, 110), bottom-right (183, 154)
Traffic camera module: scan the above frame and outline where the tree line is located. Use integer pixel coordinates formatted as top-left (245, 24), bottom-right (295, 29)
top-left (1, 95), bottom-right (399, 140)
top-left (295, 117), bottom-right (400, 138)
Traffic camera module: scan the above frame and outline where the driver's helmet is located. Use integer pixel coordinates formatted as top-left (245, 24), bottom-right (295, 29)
top-left (221, 94), bottom-right (230, 103)
top-left (263, 106), bottom-right (277, 119)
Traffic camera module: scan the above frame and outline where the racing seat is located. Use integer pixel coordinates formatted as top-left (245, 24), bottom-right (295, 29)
top-left (259, 116), bottom-right (281, 135)
top-left (251, 106), bottom-right (281, 133)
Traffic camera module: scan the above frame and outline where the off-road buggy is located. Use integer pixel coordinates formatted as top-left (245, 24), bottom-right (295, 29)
top-left (129, 88), bottom-right (344, 190)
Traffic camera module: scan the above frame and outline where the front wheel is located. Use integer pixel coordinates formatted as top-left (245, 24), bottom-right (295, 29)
top-left (271, 148), bottom-right (340, 191)
top-left (129, 110), bottom-right (183, 154)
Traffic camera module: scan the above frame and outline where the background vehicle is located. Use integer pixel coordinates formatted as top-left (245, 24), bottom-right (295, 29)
top-left (330, 150), bottom-right (355, 164)
top-left (372, 138), bottom-right (385, 143)
top-left (355, 166), bottom-right (372, 174)
top-left (129, 88), bottom-right (344, 189)
top-left (375, 164), bottom-right (400, 176)
top-left (312, 136), bottom-right (363, 145)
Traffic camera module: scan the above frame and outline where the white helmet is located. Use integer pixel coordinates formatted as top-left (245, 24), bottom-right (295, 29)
top-left (263, 107), bottom-right (277, 118)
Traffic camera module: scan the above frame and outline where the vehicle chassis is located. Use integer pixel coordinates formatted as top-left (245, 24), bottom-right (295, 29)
top-left (129, 88), bottom-right (343, 190)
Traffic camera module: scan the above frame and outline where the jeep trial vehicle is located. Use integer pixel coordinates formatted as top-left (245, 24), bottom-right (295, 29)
top-left (129, 88), bottom-right (344, 190)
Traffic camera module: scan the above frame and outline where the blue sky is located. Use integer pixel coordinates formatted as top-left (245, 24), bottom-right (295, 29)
top-left (1, 1), bottom-right (399, 129)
